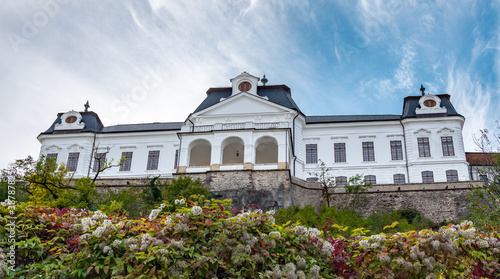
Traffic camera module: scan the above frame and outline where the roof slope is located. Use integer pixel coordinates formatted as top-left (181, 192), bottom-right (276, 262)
top-left (306, 115), bottom-right (401, 124)
top-left (40, 112), bottom-right (183, 135)
top-left (100, 122), bottom-right (183, 133)
top-left (194, 85), bottom-right (302, 113)
top-left (402, 94), bottom-right (462, 118)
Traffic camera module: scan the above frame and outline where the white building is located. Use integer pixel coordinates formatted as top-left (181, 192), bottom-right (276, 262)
top-left (38, 72), bottom-right (471, 184)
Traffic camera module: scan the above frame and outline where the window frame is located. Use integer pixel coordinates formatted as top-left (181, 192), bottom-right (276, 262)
top-left (67, 152), bottom-right (80, 172)
top-left (120, 152), bottom-right (133, 171)
top-left (446, 170), bottom-right (458, 182)
top-left (306, 144), bottom-right (318, 164)
top-left (418, 137), bottom-right (431, 157)
top-left (334, 143), bottom-right (346, 163)
top-left (92, 152), bottom-right (107, 172)
top-left (306, 177), bottom-right (319, 182)
top-left (174, 149), bottom-right (179, 169)
top-left (441, 136), bottom-right (455, 156)
top-left (362, 142), bottom-right (375, 162)
top-left (46, 153), bottom-right (58, 161)
top-left (393, 174), bottom-right (406, 184)
top-left (336, 176), bottom-right (348, 186)
top-left (390, 140), bottom-right (403, 160)
top-left (364, 175), bottom-right (376, 185)
top-left (147, 150), bottom-right (160, 170)
top-left (421, 171), bottom-right (434, 183)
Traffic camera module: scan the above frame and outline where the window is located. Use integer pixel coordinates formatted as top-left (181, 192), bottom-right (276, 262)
top-left (336, 176), bottom-right (347, 186)
top-left (92, 153), bottom-right (106, 172)
top-left (362, 142), bottom-right (375, 161)
top-left (334, 143), bottom-right (346, 162)
top-left (306, 177), bottom-right (319, 182)
top-left (441, 137), bottom-right (455, 156)
top-left (174, 149), bottom-right (179, 169)
top-left (421, 171), bottom-right (434, 183)
top-left (446, 170), bottom-right (458, 182)
top-left (46, 153), bottom-right (58, 161)
top-left (418, 137), bottom-right (431, 157)
top-left (120, 152), bottom-right (133, 171)
top-left (147, 150), bottom-right (160, 170)
top-left (479, 174), bottom-right (488, 182)
top-left (67, 152), bottom-right (80, 172)
top-left (390, 140), bottom-right (403, 160)
top-left (365, 175), bottom-right (376, 185)
top-left (306, 144), bottom-right (317, 164)
top-left (393, 174), bottom-right (405, 184)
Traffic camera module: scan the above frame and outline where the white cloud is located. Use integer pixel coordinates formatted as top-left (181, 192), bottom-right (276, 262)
top-left (446, 61), bottom-right (499, 152)
top-left (359, 43), bottom-right (416, 99)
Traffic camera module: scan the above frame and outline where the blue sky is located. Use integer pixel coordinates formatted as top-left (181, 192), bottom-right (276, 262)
top-left (0, 0), bottom-right (499, 169)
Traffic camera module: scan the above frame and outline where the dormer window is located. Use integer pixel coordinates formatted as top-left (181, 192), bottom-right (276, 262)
top-left (54, 110), bottom-right (86, 130)
top-left (66, 116), bottom-right (78, 123)
top-left (416, 94), bottom-right (447, 115)
top-left (423, 99), bottom-right (436, 107)
top-left (238, 81), bottom-right (252, 92)
top-left (230, 72), bottom-right (260, 96)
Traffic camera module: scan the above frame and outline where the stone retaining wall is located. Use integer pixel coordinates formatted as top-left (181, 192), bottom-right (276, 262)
top-left (94, 171), bottom-right (482, 223)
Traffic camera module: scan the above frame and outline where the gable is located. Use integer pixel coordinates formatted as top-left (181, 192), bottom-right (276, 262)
top-left (194, 93), bottom-right (294, 117)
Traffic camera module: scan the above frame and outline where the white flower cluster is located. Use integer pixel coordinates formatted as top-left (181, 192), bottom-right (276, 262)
top-left (309, 265), bottom-right (320, 279)
top-left (174, 199), bottom-right (185, 205)
top-left (266, 209), bottom-right (276, 215)
top-left (91, 210), bottom-right (107, 220)
top-left (125, 237), bottom-right (138, 251)
top-left (458, 227), bottom-right (476, 239)
top-left (409, 246), bottom-right (425, 260)
top-left (92, 226), bottom-right (107, 238)
top-left (112, 239), bottom-right (122, 246)
top-left (477, 240), bottom-right (489, 248)
top-left (191, 205), bottom-right (203, 216)
top-left (103, 245), bottom-right (113, 255)
top-left (174, 222), bottom-right (189, 232)
top-left (370, 234), bottom-right (386, 243)
top-left (321, 241), bottom-right (335, 255)
top-left (358, 239), bottom-right (370, 249)
top-left (170, 239), bottom-right (185, 249)
top-left (378, 254), bottom-right (391, 264)
top-left (148, 203), bottom-right (166, 221)
top-left (296, 255), bottom-right (306, 270)
top-left (80, 217), bottom-right (96, 232)
top-left (79, 233), bottom-right (90, 242)
top-left (306, 227), bottom-right (321, 238)
top-left (269, 231), bottom-right (281, 238)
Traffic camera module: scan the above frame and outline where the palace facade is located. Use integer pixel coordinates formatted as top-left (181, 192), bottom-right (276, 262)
top-left (38, 72), bottom-right (470, 185)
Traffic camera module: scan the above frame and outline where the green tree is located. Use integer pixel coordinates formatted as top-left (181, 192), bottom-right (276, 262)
top-left (162, 176), bottom-right (214, 212)
top-left (309, 159), bottom-right (371, 208)
top-left (468, 123), bottom-right (500, 227)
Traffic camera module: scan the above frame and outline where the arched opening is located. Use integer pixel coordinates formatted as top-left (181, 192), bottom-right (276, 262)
top-left (189, 139), bottom-right (211, 167)
top-left (255, 136), bottom-right (278, 164)
top-left (222, 137), bottom-right (244, 165)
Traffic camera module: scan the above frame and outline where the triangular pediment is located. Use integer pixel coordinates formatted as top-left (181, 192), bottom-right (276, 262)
top-left (194, 93), bottom-right (294, 117)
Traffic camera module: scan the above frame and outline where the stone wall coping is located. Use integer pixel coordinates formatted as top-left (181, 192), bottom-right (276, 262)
top-left (328, 181), bottom-right (483, 194)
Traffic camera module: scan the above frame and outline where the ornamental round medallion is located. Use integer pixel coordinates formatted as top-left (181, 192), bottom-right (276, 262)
top-left (238, 81), bottom-right (252, 92)
top-left (66, 116), bottom-right (77, 123)
top-left (423, 99), bottom-right (436, 107)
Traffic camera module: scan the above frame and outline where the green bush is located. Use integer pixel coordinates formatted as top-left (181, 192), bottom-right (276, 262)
top-left (276, 204), bottom-right (435, 237)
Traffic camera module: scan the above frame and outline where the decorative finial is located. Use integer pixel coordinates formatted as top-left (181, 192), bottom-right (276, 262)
top-left (84, 100), bottom-right (90, 112)
top-left (420, 84), bottom-right (425, 96)
top-left (261, 74), bottom-right (268, 86)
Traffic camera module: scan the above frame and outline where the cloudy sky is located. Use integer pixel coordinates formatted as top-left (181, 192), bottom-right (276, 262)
top-left (0, 0), bottom-right (499, 169)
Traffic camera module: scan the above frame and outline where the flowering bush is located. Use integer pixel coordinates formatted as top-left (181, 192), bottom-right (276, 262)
top-left (0, 201), bottom-right (499, 278)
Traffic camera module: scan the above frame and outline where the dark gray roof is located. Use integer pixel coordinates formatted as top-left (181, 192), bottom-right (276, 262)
top-left (41, 112), bottom-right (104, 134)
top-left (402, 94), bottom-right (462, 118)
top-left (306, 115), bottom-right (401, 124)
top-left (100, 122), bottom-right (183, 133)
top-left (40, 112), bottom-right (183, 135)
top-left (194, 85), bottom-right (302, 113)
